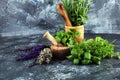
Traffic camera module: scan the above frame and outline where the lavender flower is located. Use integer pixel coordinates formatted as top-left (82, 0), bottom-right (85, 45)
top-left (16, 45), bottom-right (48, 61)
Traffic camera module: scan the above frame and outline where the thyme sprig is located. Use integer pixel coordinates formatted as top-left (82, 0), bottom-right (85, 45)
top-left (61, 0), bottom-right (92, 26)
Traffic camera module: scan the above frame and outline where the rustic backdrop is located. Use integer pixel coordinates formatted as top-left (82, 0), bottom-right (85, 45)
top-left (0, 0), bottom-right (120, 36)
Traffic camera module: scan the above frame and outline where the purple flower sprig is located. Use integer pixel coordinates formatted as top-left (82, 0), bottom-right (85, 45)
top-left (16, 45), bottom-right (49, 61)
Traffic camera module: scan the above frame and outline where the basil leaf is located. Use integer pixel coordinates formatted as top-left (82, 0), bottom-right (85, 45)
top-left (73, 58), bottom-right (79, 64)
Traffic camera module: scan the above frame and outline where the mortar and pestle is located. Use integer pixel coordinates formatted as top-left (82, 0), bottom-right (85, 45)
top-left (43, 31), bottom-right (70, 59)
top-left (43, 3), bottom-right (75, 59)
top-left (56, 3), bottom-right (84, 42)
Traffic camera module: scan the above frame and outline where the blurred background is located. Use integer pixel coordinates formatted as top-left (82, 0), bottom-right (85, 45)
top-left (0, 0), bottom-right (120, 37)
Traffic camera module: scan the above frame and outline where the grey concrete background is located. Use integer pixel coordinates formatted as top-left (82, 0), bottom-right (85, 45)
top-left (0, 0), bottom-right (120, 80)
top-left (0, 0), bottom-right (120, 37)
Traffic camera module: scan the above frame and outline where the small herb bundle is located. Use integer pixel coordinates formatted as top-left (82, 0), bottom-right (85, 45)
top-left (14, 45), bottom-right (52, 67)
top-left (61, 0), bottom-right (92, 26)
top-left (29, 48), bottom-right (52, 67)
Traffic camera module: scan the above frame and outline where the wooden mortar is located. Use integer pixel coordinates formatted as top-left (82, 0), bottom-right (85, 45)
top-left (43, 31), bottom-right (70, 59)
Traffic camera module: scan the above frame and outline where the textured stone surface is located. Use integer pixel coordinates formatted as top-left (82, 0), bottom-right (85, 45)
top-left (87, 0), bottom-right (120, 34)
top-left (0, 0), bottom-right (120, 37)
top-left (0, 0), bottom-right (120, 80)
top-left (0, 0), bottom-right (62, 37)
top-left (0, 34), bottom-right (120, 80)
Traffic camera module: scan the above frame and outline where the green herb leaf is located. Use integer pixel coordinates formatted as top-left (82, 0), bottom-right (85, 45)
top-left (82, 60), bottom-right (91, 65)
top-left (84, 51), bottom-right (91, 60)
top-left (92, 56), bottom-right (101, 65)
top-left (67, 55), bottom-right (74, 60)
top-left (73, 58), bottom-right (79, 64)
top-left (71, 48), bottom-right (78, 57)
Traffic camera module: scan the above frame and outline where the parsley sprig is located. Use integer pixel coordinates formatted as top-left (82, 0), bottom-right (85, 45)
top-left (54, 30), bottom-right (119, 65)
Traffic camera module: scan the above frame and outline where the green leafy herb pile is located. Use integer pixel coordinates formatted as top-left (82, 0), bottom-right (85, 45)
top-left (54, 30), bottom-right (80, 46)
top-left (54, 30), bottom-right (119, 65)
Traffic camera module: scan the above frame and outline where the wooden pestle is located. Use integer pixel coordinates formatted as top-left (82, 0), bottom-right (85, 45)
top-left (43, 31), bottom-right (58, 46)
top-left (56, 3), bottom-right (72, 26)
top-left (43, 31), bottom-right (70, 59)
